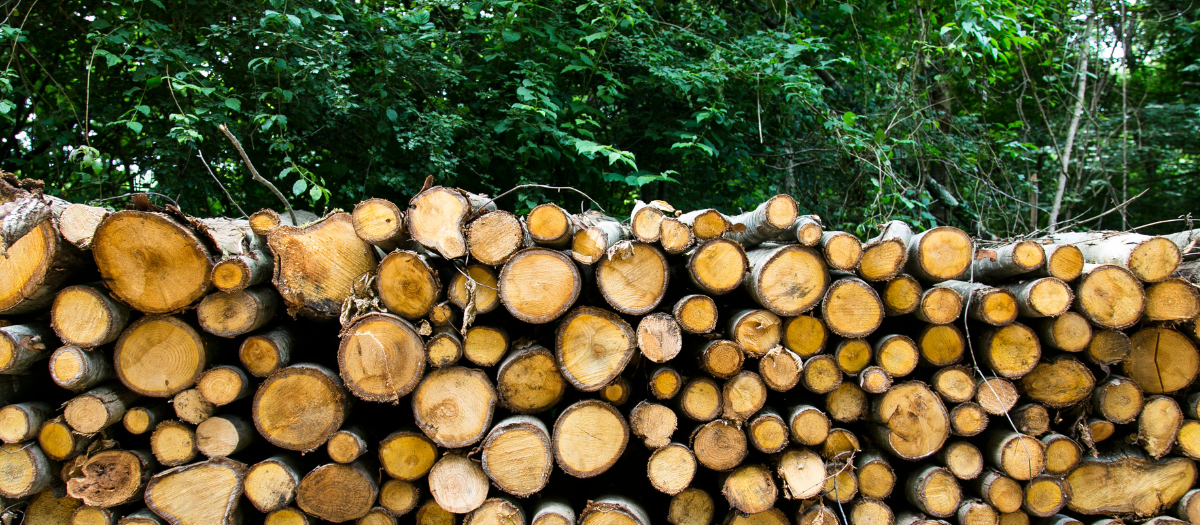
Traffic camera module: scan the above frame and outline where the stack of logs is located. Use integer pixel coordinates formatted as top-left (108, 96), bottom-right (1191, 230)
top-left (0, 175), bottom-right (1199, 525)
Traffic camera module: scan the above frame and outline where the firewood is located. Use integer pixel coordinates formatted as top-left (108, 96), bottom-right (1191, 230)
top-left (553, 400), bottom-right (628, 478)
top-left (92, 211), bottom-right (216, 314)
top-left (1001, 278), bottom-right (1073, 318)
top-left (668, 488), bottom-right (714, 525)
top-left (630, 401), bottom-right (677, 450)
top-left (1010, 404), bottom-right (1049, 436)
top-left (0, 323), bottom-right (54, 373)
top-left (350, 197), bottom-right (406, 250)
top-left (938, 439), bottom-right (985, 481)
top-left (462, 325), bottom-right (508, 367)
top-left (974, 376), bottom-right (1019, 416)
top-left (197, 365), bottom-right (252, 406)
top-left (1033, 244), bottom-right (1084, 282)
top-left (933, 365), bottom-right (978, 403)
top-left (495, 343), bottom-right (564, 414)
top-left (0, 442), bottom-right (54, 498)
top-left (597, 242), bottom-right (669, 315)
top-left (526, 203), bottom-right (575, 248)
top-left (530, 498), bottom-right (575, 525)
top-left (760, 345), bottom-right (803, 391)
top-left (1019, 356), bottom-right (1094, 408)
top-left (1049, 231), bottom-right (1180, 282)
top-left (882, 274), bottom-right (923, 315)
top-left (679, 208), bottom-right (730, 240)
top-left (916, 286), bottom-right (965, 324)
top-left (783, 315), bottom-right (828, 357)
top-left (857, 448), bottom-right (898, 499)
top-left (1036, 312), bottom-right (1091, 352)
top-left (691, 419), bottom-right (748, 471)
top-left (465, 210), bottom-right (529, 265)
top-left (853, 499), bottom-right (896, 525)
top-left (636, 312), bottom-right (682, 363)
top-left (972, 469), bottom-right (1024, 514)
top-left (196, 287), bottom-right (278, 338)
top-left (479, 415), bottom-right (552, 498)
top-left (1139, 395), bottom-right (1184, 459)
top-left (957, 499), bottom-right (999, 525)
top-left (253, 363), bottom-right (349, 452)
top-left (687, 238), bottom-right (749, 296)
top-left (245, 456), bottom-right (301, 512)
top-left (823, 277), bottom-right (885, 337)
top-left (465, 496), bottom-right (524, 524)
top-left (114, 315), bottom-right (213, 398)
top-left (1143, 277), bottom-right (1200, 321)
top-left (143, 457), bottom-right (246, 525)
top-left (678, 377), bottom-right (723, 422)
top-left (979, 322), bottom-right (1040, 379)
top-left (1179, 420), bottom-right (1200, 459)
top-left (986, 430), bottom-right (1046, 481)
top-left (38, 416), bottom-right (91, 461)
top-left (22, 486), bottom-right (83, 524)
top-left (629, 200), bottom-right (666, 243)
top-left (196, 414), bottom-right (254, 458)
top-left (239, 326), bottom-right (293, 377)
top-left (555, 306), bottom-right (635, 391)
top-left (919, 324), bottom-right (966, 367)
top-left (579, 497), bottom-right (652, 525)
top-left (374, 250), bottom-right (441, 320)
top-left (172, 388), bottom-right (214, 425)
top-left (360, 507), bottom-right (398, 525)
top-left (427, 302), bottom-right (461, 328)
top-left (874, 334), bottom-right (918, 379)
top-left (271, 212), bottom-right (378, 319)
top-left (51, 284), bottom-right (131, 348)
top-left (660, 216), bottom-right (696, 254)
top-left (827, 382), bottom-right (868, 422)
top-left (870, 381), bottom-right (950, 460)
top-left (936, 281), bottom-right (1017, 326)
top-left (746, 408), bottom-right (789, 453)
top-left (1073, 264), bottom-right (1145, 329)
top-left (571, 212), bottom-right (627, 265)
top-left (698, 339), bottom-right (744, 379)
top-left (1175, 488), bottom-right (1200, 525)
top-left (824, 461), bottom-right (858, 503)
top-left (971, 241), bottom-right (1044, 281)
top-left (802, 354), bottom-right (843, 394)
top-left (407, 186), bottom-right (492, 259)
top-left (379, 479), bottom-right (420, 517)
top-left (724, 195), bottom-right (798, 248)
top-left (72, 506), bottom-right (119, 525)
top-left (0, 401), bottom-right (49, 443)
top-left (726, 508), bottom-right (791, 525)
top-left (906, 226), bottom-right (973, 282)
top-left (264, 508), bottom-right (308, 525)
top-left (50, 346), bottom-right (115, 392)
top-left (66, 449), bottom-right (154, 508)
top-left (723, 463), bottom-right (777, 514)
top-left (448, 263), bottom-right (500, 315)
top-left (649, 366), bottom-right (683, 400)
top-left (1039, 434), bottom-right (1081, 477)
top-left (338, 313), bottom-right (425, 402)
top-left (65, 383), bottom-right (139, 433)
top-left (296, 461), bottom-right (378, 522)
top-left (950, 402), bottom-right (990, 437)
top-left (647, 443), bottom-right (697, 495)
top-left (59, 202), bottom-right (111, 250)
top-left (498, 247), bottom-right (581, 323)
top-left (1065, 450), bottom-right (1196, 516)
top-left (1125, 326), bottom-right (1199, 394)
top-left (1092, 375), bottom-right (1144, 423)
top-left (673, 294), bottom-right (718, 334)
top-left (378, 429), bottom-right (436, 481)
top-left (1087, 418), bottom-right (1116, 443)
top-left (412, 366), bottom-right (496, 448)
top-left (426, 327), bottom-right (464, 368)
top-left (722, 371), bottom-right (768, 421)
top-left (428, 452), bottom-right (490, 515)
top-left (1085, 328), bottom-right (1130, 365)
top-left (248, 208), bottom-right (319, 236)
top-left (823, 231), bottom-right (865, 271)
top-left (745, 244), bottom-right (828, 316)
top-left (788, 404), bottom-right (832, 446)
top-left (908, 465), bottom-right (963, 518)
top-left (800, 503), bottom-right (842, 525)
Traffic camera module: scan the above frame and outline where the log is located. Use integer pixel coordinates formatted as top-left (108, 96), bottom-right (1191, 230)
top-left (1040, 434), bottom-right (1082, 477)
top-left (0, 187), bottom-right (84, 315)
top-left (827, 382), bottom-right (868, 422)
top-left (143, 457), bottom-right (246, 525)
top-left (197, 365), bottom-right (252, 407)
top-left (787, 215), bottom-right (824, 246)
top-left (406, 186), bottom-right (492, 259)
top-left (1144, 277), bottom-right (1200, 321)
top-left (596, 242), bottom-right (669, 315)
top-left (351, 198), bottom-right (406, 250)
top-left (1085, 329), bottom-right (1130, 366)
top-left (269, 211), bottom-right (378, 320)
top-left (679, 208), bottom-right (729, 240)
top-left (65, 383), bottom-right (140, 433)
top-left (462, 325), bottom-right (508, 367)
top-left (938, 440), bottom-right (985, 480)
top-left (649, 366), bottom-right (683, 400)
top-left (802, 354), bottom-right (843, 394)
top-left (823, 277), bottom-right (885, 337)
top-left (722, 371), bottom-right (768, 422)
top-left (976, 376), bottom-right (1019, 415)
top-left (196, 287), bottom-right (278, 338)
top-left (668, 488), bottom-right (714, 525)
top-left (935, 281), bottom-right (1017, 326)
top-left (239, 326), bottom-right (293, 377)
top-left (630, 401), bottom-right (678, 449)
top-left (374, 250), bottom-right (441, 320)
top-left (59, 202), bottom-right (111, 250)
top-left (933, 365), bottom-right (978, 404)
top-left (722, 464), bottom-right (777, 514)
top-left (448, 263), bottom-right (500, 316)
top-left (835, 338), bottom-right (872, 375)
top-left (253, 363), bottom-right (349, 452)
top-left (919, 324), bottom-right (966, 367)
top-left (51, 284), bottom-right (131, 348)
top-left (1049, 231), bottom-right (1180, 282)
top-left (378, 479), bottom-right (420, 517)
top-left (66, 449), bottom-right (154, 507)
top-left (726, 508), bottom-right (790, 525)
top-left (0, 323), bottom-right (55, 373)
top-left (986, 431), bottom-right (1045, 481)
top-left (1087, 418), bottom-right (1116, 444)
top-left (957, 499), bottom-right (999, 525)
top-left (196, 414), bottom-right (255, 458)
top-left (907, 465), bottom-right (962, 518)
top-left (296, 462), bottom-right (378, 522)
top-left (630, 200), bottom-right (666, 243)
top-left (724, 194), bottom-right (798, 247)
top-left (800, 503), bottom-right (842, 525)
top-left (172, 388), bottom-right (214, 425)
top-left (0, 442), bottom-right (54, 498)
top-left (114, 315), bottom-right (213, 398)
top-left (1034, 244), bottom-right (1084, 282)
top-left (633, 313), bottom-right (683, 364)
top-left (876, 334), bottom-right (919, 379)
top-left (691, 419), bottom-right (748, 471)
top-left (466, 497), bottom-right (524, 524)
top-left (822, 231), bottom-right (866, 272)
top-left (378, 429), bottom-right (437, 481)
top-left (360, 507), bottom-right (398, 525)
top-left (647, 443), bottom-right (697, 495)
top-left (1018, 356), bottom-right (1095, 408)
top-left (25, 487), bottom-right (83, 525)
top-left (196, 218), bottom-right (272, 295)
top-left (264, 508), bottom-right (308, 525)
top-left (337, 313), bottom-right (425, 402)
top-left (466, 210), bottom-right (529, 265)
top-left (498, 247), bottom-right (581, 323)
top-left (38, 416), bottom-right (92, 461)
top-left (1092, 376), bottom-right (1144, 424)
top-left (118, 509), bottom-right (168, 525)
top-left (1065, 450), bottom-right (1196, 516)
top-left (760, 345), bottom-right (803, 391)
top-left (1175, 489), bottom-right (1200, 525)
top-left (979, 322), bottom-right (1041, 379)
top-left (950, 402), bottom-right (990, 437)
top-left (553, 400), bottom-right (628, 478)
top-left (495, 343), bottom-right (565, 414)
top-left (245, 456), bottom-right (301, 513)
top-left (571, 212), bottom-right (627, 265)
top-left (526, 203), bottom-right (575, 248)
top-left (782, 315), bottom-right (828, 357)
top-left (1124, 326), bottom-right (1199, 394)
top-left (426, 327), bottom-right (463, 368)
top-left (601, 378), bottom-right (630, 406)
top-left (412, 366), bottom-right (496, 448)
top-left (906, 226), bottom-right (974, 282)
top-left (746, 408), bottom-right (789, 453)
top-left (1073, 264), bottom-right (1145, 329)
top-left (684, 239), bottom-right (752, 296)
top-left (678, 377), bottom-right (723, 422)
top-left (825, 426), bottom-right (862, 462)
top-left (857, 448), bottom-right (898, 499)
top-left (1139, 395), bottom-right (1184, 459)
top-left (870, 381), bottom-right (950, 460)
top-left (674, 294), bottom-right (718, 334)
top-left (73, 506), bottom-right (119, 525)
top-left (1180, 420), bottom-right (1200, 459)
top-left (972, 241), bottom-right (1045, 281)
top-left (825, 461), bottom-right (859, 503)
top-left (788, 404), bottom-right (832, 446)
top-left (862, 221), bottom-right (913, 280)
top-left (1001, 278), bottom-right (1073, 318)
top-left (915, 286), bottom-right (965, 324)
top-left (579, 497), bottom-right (651, 525)
top-left (248, 208), bottom-right (318, 236)
top-left (480, 415), bottom-right (553, 497)
top-left (1010, 404), bottom-right (1049, 436)
top-left (660, 216), bottom-right (696, 254)
top-left (0, 401), bottom-right (49, 443)
top-left (50, 345), bottom-right (115, 392)
top-left (853, 499), bottom-right (896, 525)
top-left (555, 306), bottom-right (635, 391)
top-left (973, 469), bottom-right (1025, 514)
top-left (744, 244), bottom-right (828, 316)
top-left (428, 452), bottom-right (490, 514)
top-left (881, 274), bottom-right (923, 316)
top-left (1036, 312), bottom-right (1091, 353)
top-left (728, 309), bottom-right (782, 358)
top-left (92, 210), bottom-right (215, 314)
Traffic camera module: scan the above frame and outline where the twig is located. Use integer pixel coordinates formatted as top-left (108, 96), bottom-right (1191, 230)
top-left (218, 124), bottom-right (295, 225)
top-left (1130, 216), bottom-right (1191, 232)
top-left (196, 149), bottom-right (247, 218)
top-left (89, 192), bottom-right (180, 209)
top-left (474, 184), bottom-right (606, 215)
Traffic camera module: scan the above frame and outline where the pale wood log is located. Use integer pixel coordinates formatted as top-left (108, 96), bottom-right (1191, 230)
top-left (428, 453), bottom-right (490, 515)
top-left (787, 404), bottom-right (831, 446)
top-left (239, 326), bottom-right (293, 378)
top-left (986, 430), bottom-right (1046, 481)
top-left (1018, 355), bottom-right (1095, 408)
top-left (1073, 264), bottom-right (1145, 329)
top-left (462, 325), bottom-right (508, 367)
top-left (65, 383), bottom-right (140, 434)
top-left (0, 441), bottom-right (54, 498)
top-left (375, 249), bottom-right (441, 321)
top-left (39, 416), bottom-right (93, 461)
top-left (686, 237), bottom-right (749, 295)
top-left (337, 313), bottom-right (425, 402)
top-left (826, 382), bottom-right (868, 423)
top-left (448, 263), bottom-right (500, 316)
top-left (50, 345), bottom-right (115, 392)
top-left (498, 247), bottom-right (581, 323)
top-left (722, 370), bottom-right (768, 422)
top-left (245, 455), bottom-right (301, 513)
top-left (875, 334), bottom-right (919, 379)
top-left (972, 469), bottom-right (1024, 514)
top-left (296, 461), bottom-right (378, 522)
top-left (269, 211), bottom-right (379, 319)
top-left (957, 499), bottom-right (999, 525)
top-left (114, 315), bottom-right (213, 398)
top-left (935, 281), bottom-right (1017, 326)
top-left (630, 200), bottom-right (667, 243)
top-left (464, 496), bottom-right (524, 524)
top-left (697, 339), bottom-right (744, 379)
top-left (1084, 328), bottom-right (1130, 366)
top-left (495, 343), bottom-right (565, 414)
top-left (824, 426), bottom-right (862, 462)
top-left (746, 408), bottom-right (789, 454)
top-left (853, 498), bottom-right (896, 525)
top-left (59, 203), bottom-right (111, 250)
top-left (526, 203), bottom-right (575, 248)
top-left (248, 208), bottom-right (318, 236)
top-left (881, 274), bottom-right (923, 315)
top-left (351, 198), bottom-right (406, 250)
top-left (1144, 277), bottom-right (1200, 321)
top-left (950, 402), bottom-right (990, 437)
top-left (1040, 434), bottom-right (1082, 477)
top-left (744, 244), bottom-right (828, 316)
top-left (862, 220), bottom-right (913, 281)
top-left (360, 507), bottom-right (398, 525)
top-left (722, 463), bottom-right (777, 515)
top-left (0, 322), bottom-right (55, 373)
top-left (823, 277), bottom-right (884, 337)
top-left (555, 306), bottom-right (635, 391)
top-left (647, 443), bottom-right (697, 495)
top-left (1010, 404), bottom-right (1050, 436)
top-left (1140, 395), bottom-right (1184, 459)
top-left (1001, 278), bottom-right (1073, 318)
top-left (253, 363), bottom-right (349, 452)
top-left (786, 214), bottom-right (824, 246)
top-left (979, 322), bottom-right (1041, 379)
top-left (326, 426), bottom-right (369, 463)
top-left (1065, 449), bottom-right (1196, 516)
top-left (553, 400), bottom-right (628, 478)
top-left (1032, 244), bottom-right (1084, 281)
top-left (196, 414), bottom-right (255, 458)
top-left (412, 366), bottom-right (496, 448)
top-left (822, 231), bottom-right (865, 271)
top-left (678, 208), bottom-right (730, 240)
top-left (1174, 488), bottom-right (1200, 525)
top-left (480, 415), bottom-right (552, 498)
top-left (690, 418), bottom-right (747, 471)
top-left (976, 376), bottom-right (1020, 415)
top-left (196, 286), bottom-right (278, 338)
top-left (92, 210), bottom-right (215, 314)
top-left (172, 388), bottom-right (213, 425)
top-left (972, 241), bottom-right (1046, 281)
top-left (870, 381), bottom-right (950, 460)
top-left (728, 309), bottom-right (782, 358)
top-left (660, 216), bottom-right (696, 254)
top-left (938, 440), bottom-right (985, 480)
top-left (933, 365), bottom-right (978, 404)
top-left (0, 401), bottom-right (50, 443)
top-left (426, 326), bottom-right (463, 368)
top-left (72, 505), bottom-right (119, 525)
top-left (668, 488), bottom-right (713, 525)
top-left (144, 457), bottom-right (247, 525)
top-left (857, 448), bottom-right (898, 499)
top-left (24, 487), bottom-right (84, 525)
top-left (378, 429), bottom-right (437, 481)
top-left (466, 210), bottom-right (530, 266)
top-left (378, 479), bottom-right (420, 518)
top-left (406, 186), bottom-right (494, 259)
top-left (570, 211), bottom-right (627, 265)
top-left (1124, 326), bottom-right (1199, 394)
top-left (1092, 375), bottom-right (1144, 424)
top-left (579, 497), bottom-right (651, 525)
top-left (760, 345), bottom-right (804, 391)
top-left (1036, 312), bottom-right (1092, 353)
top-left (906, 226), bottom-right (974, 282)
top-left (0, 183), bottom-right (85, 315)
top-left (907, 465), bottom-right (962, 518)
top-left (597, 242), bottom-right (668, 315)
top-left (724, 194), bottom-right (798, 247)
top-left (915, 286), bottom-right (964, 324)
top-left (1049, 231), bottom-right (1181, 282)
top-left (197, 365), bottom-right (252, 407)
top-left (51, 283), bottom-right (131, 348)
top-left (196, 218), bottom-right (272, 294)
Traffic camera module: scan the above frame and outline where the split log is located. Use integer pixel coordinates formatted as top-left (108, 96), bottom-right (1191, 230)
top-left (498, 247), bottom-right (581, 323)
top-left (1124, 326), bottom-right (1199, 394)
top-left (660, 216), bottom-right (696, 254)
top-left (1001, 278), bottom-right (1072, 318)
top-left (351, 198), bottom-right (406, 250)
top-left (687, 238), bottom-right (750, 295)
top-left (50, 345), bottom-right (115, 392)
top-left (649, 366), bottom-right (682, 400)
top-left (1040, 434), bottom-right (1082, 477)
top-left (919, 324), bottom-right (966, 367)
top-left (64, 383), bottom-right (139, 433)
top-left (462, 325), bottom-right (508, 367)
top-left (630, 401), bottom-right (678, 449)
top-left (972, 242), bottom-right (1045, 281)
top-left (746, 408), bottom-right (789, 453)
top-left (253, 363), bottom-right (349, 452)
top-left (881, 274), bottom-right (922, 316)
top-left (668, 488), bottom-right (714, 525)
top-left (245, 456), bottom-right (301, 513)
top-left (724, 194), bottom-right (798, 247)
top-left (296, 462), bottom-right (378, 522)
top-left (197, 365), bottom-right (252, 407)
top-left (196, 414), bottom-right (254, 458)
top-left (1180, 421), bottom-right (1200, 459)
top-left (196, 286), bottom-right (278, 337)
top-left (406, 186), bottom-right (494, 259)
top-left (783, 315), bottom-right (828, 357)
top-left (1092, 376), bottom-right (1144, 424)
top-left (722, 463), bottom-right (777, 515)
top-left (907, 465), bottom-right (962, 518)
top-left (526, 203), bottom-right (575, 248)
top-left (0, 442), bottom-right (53, 498)
top-left (647, 443), bottom-right (697, 495)
top-left (870, 381), bottom-right (950, 460)
top-left (915, 286), bottom-right (964, 325)
top-left (1139, 395), bottom-right (1184, 459)
top-left (480, 415), bottom-right (553, 497)
top-left (466, 210), bottom-right (529, 266)
top-left (59, 202), bottom-right (111, 250)
top-left (378, 479), bottom-right (420, 518)
top-left (553, 400), bottom-right (628, 478)
top-left (66, 449), bottom-right (154, 508)
top-left (0, 323), bottom-right (55, 373)
top-left (238, 327), bottom-right (293, 378)
top-left (825, 426), bottom-right (862, 461)
top-left (337, 313), bottom-right (425, 402)
top-left (375, 250), bottom-right (441, 321)
top-left (1018, 356), bottom-right (1095, 408)
top-left (248, 208), bottom-right (318, 236)
top-left (674, 294), bottom-right (718, 334)
top-left (412, 366), bottom-right (496, 448)
top-left (1073, 264), bottom-right (1145, 329)
top-left (0, 401), bottom-right (50, 443)
top-left (149, 421), bottom-right (196, 467)
top-left (51, 284), bottom-right (131, 348)
top-left (857, 449), bottom-right (898, 499)
top-left (979, 322), bottom-right (1041, 379)
top-left (143, 457), bottom-right (246, 525)
top-left (1049, 231), bottom-right (1180, 282)
top-left (0, 187), bottom-right (84, 315)
top-left (1036, 312), bottom-right (1091, 353)
top-left (822, 231), bottom-right (865, 272)
top-left (1085, 329), bottom-right (1130, 366)
top-left (448, 263), bottom-right (500, 315)
top-left (788, 404), bottom-right (831, 446)
top-left (862, 221), bottom-right (912, 281)
top-left (555, 306), bottom-right (635, 391)
top-left (597, 242), bottom-right (669, 315)
top-left (935, 281), bottom-right (1017, 326)
top-left (823, 277), bottom-right (884, 338)
top-left (1034, 244), bottom-right (1084, 282)
top-left (495, 343), bottom-right (565, 414)
top-left (92, 210), bottom-right (215, 314)
top-left (729, 309), bottom-right (782, 358)
top-left (938, 440), bottom-right (985, 480)
top-left (679, 208), bottom-right (730, 240)
top-left (1065, 450), bottom-right (1195, 516)
top-left (760, 346), bottom-right (803, 391)
top-left (906, 226), bottom-right (974, 282)
top-left (744, 244), bottom-right (828, 316)
top-left (678, 377), bottom-right (723, 422)
top-left (986, 431), bottom-right (1045, 481)
top-left (571, 212), bottom-right (626, 265)
top-left (1144, 278), bottom-right (1200, 321)
top-left (269, 212), bottom-right (378, 319)
top-left (114, 315), bottom-right (213, 397)
top-left (378, 430), bottom-right (437, 481)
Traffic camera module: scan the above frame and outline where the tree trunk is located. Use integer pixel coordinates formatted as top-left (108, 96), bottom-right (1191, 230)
top-left (66, 449), bottom-right (154, 508)
top-left (466, 210), bottom-right (530, 265)
top-left (337, 313), bottom-right (425, 402)
top-left (238, 326), bottom-right (293, 377)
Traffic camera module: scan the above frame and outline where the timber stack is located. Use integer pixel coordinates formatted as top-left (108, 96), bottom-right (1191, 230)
top-left (1, 174), bottom-right (1200, 525)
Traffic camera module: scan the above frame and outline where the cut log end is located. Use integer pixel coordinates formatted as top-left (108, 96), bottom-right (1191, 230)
top-left (500, 248), bottom-right (581, 323)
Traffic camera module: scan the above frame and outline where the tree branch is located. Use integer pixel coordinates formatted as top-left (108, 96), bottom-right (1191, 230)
top-left (218, 124), bottom-right (295, 225)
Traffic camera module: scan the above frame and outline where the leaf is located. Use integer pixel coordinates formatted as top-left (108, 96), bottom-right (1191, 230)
top-left (584, 31), bottom-right (608, 44)
top-left (292, 179), bottom-right (307, 196)
top-left (839, 3), bottom-right (853, 14)
top-left (135, 105), bottom-right (151, 116)
top-left (286, 14), bottom-right (302, 27)
top-left (0, 100), bottom-right (14, 114)
top-left (386, 108), bottom-right (398, 121)
top-left (224, 98), bottom-right (241, 112)
top-left (126, 121), bottom-right (143, 134)
top-left (502, 30), bottom-right (521, 42)
top-left (843, 112), bottom-right (857, 127)
top-left (309, 185), bottom-right (322, 202)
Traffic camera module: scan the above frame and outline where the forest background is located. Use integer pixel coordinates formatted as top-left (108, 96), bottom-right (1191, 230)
top-left (0, 0), bottom-right (1196, 238)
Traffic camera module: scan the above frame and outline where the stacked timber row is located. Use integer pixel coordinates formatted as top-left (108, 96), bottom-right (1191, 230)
top-left (0, 175), bottom-right (1199, 525)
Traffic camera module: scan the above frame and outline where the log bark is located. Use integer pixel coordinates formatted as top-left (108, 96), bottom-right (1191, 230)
top-left (1049, 231), bottom-right (1180, 282)
top-left (1073, 264), bottom-right (1145, 329)
top-left (822, 277), bottom-right (884, 338)
top-left (196, 286), bottom-right (278, 338)
top-left (337, 313), bottom-right (425, 402)
top-left (196, 414), bottom-right (255, 458)
top-left (647, 443), bottom-right (697, 495)
top-left (555, 306), bottom-right (635, 391)
top-left (238, 326), bottom-right (293, 377)
top-left (1010, 403), bottom-right (1049, 436)
top-left (786, 214), bottom-right (824, 246)
top-left (253, 363), bottom-right (349, 452)
top-left (197, 218), bottom-right (273, 294)
top-left (412, 366), bottom-right (496, 448)
top-left (144, 457), bottom-right (246, 525)
top-left (597, 242), bottom-right (669, 315)
top-left (571, 211), bottom-right (627, 265)
top-left (51, 283), bottom-right (131, 348)
top-left (480, 415), bottom-right (553, 497)
top-left (724, 194), bottom-right (798, 248)
top-left (296, 461), bottom-right (379, 522)
top-left (579, 497), bottom-right (651, 525)
top-left (0, 185), bottom-right (84, 315)
top-left (972, 241), bottom-right (1045, 281)
top-left (269, 211), bottom-right (378, 319)
top-left (50, 345), bottom-right (115, 392)
top-left (744, 244), bottom-right (828, 316)
top-left (499, 247), bottom-right (581, 323)
top-left (0, 322), bottom-right (55, 373)
top-left (245, 456), bottom-right (301, 513)
top-left (114, 315), bottom-right (213, 398)
top-left (552, 400), bottom-right (628, 478)
top-left (1065, 450), bottom-right (1195, 516)
top-left (728, 309), bottom-right (782, 358)
top-left (466, 210), bottom-right (530, 265)
top-left (906, 226), bottom-right (974, 283)
top-left (351, 198), bottom-right (406, 250)
top-left (66, 449), bottom-right (154, 508)
top-left (65, 383), bottom-right (140, 434)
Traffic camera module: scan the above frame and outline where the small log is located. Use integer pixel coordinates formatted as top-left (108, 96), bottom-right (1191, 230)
top-left (245, 455), bottom-right (301, 513)
top-left (1087, 418), bottom-right (1116, 443)
top-left (555, 306), bottom-right (635, 391)
top-left (375, 250), bottom-right (441, 321)
top-left (950, 402), bottom-right (990, 437)
top-left (144, 457), bottom-right (247, 525)
top-left (359, 507), bottom-right (398, 525)
top-left (196, 286), bottom-right (278, 338)
top-left (782, 315), bottom-right (828, 356)
top-left (499, 247), bottom-right (581, 323)
top-left (197, 365), bottom-right (252, 407)
top-left (1124, 326), bottom-right (1199, 394)
top-left (1049, 231), bottom-right (1180, 282)
top-left (673, 294), bottom-right (717, 334)
top-left (264, 508), bottom-right (308, 525)
top-left (862, 221), bottom-right (913, 280)
top-left (826, 382), bottom-right (869, 422)
top-left (726, 508), bottom-right (790, 525)
top-left (677, 377), bottom-right (723, 422)
top-left (66, 449), bottom-right (154, 508)
top-left (466, 210), bottom-right (530, 265)
top-left (881, 274), bottom-right (923, 315)
top-left (1139, 395), bottom-right (1184, 459)
top-left (407, 186), bottom-right (492, 258)
top-left (744, 244), bottom-right (828, 316)
top-left (338, 313), bottom-right (425, 402)
top-left (495, 343), bottom-right (565, 414)
top-left (448, 263), bottom-right (500, 315)
top-left (1175, 489), bottom-right (1200, 525)
top-left (630, 401), bottom-right (678, 449)
top-left (59, 202), bottom-right (111, 250)
top-left (426, 327), bottom-right (463, 368)
top-left (647, 443), bottom-right (697, 495)
top-left (412, 366), bottom-right (496, 448)
top-left (973, 469), bottom-right (1024, 514)
top-left (746, 408), bottom-right (789, 454)
top-left (907, 465), bottom-right (962, 518)
top-left (0, 442), bottom-right (54, 498)
top-left (295, 461), bottom-right (378, 522)
top-left (854, 499), bottom-right (896, 525)
top-left (825, 461), bottom-right (859, 503)
top-left (51, 284), bottom-right (131, 348)
top-left (465, 497), bottom-right (524, 524)
top-left (196, 414), bottom-right (254, 458)
top-left (979, 322), bottom-right (1041, 379)
top-left (1033, 244), bottom-right (1084, 281)
top-left (378, 479), bottom-right (420, 517)
top-left (118, 509), bottom-right (168, 525)
top-left (1179, 420), bottom-right (1200, 459)
top-left (1018, 355), bottom-right (1095, 408)
top-left (1092, 376), bottom-right (1144, 424)
top-left (870, 381), bottom-right (950, 460)
top-left (1073, 264), bottom-right (1145, 329)
top-left (248, 208), bottom-right (318, 236)
top-left (919, 324), bottom-right (966, 367)
top-left (50, 346), bottom-right (115, 392)
top-left (935, 281), bottom-right (1017, 326)
top-left (1036, 312), bottom-right (1091, 353)
top-left (579, 497), bottom-right (651, 525)
top-left (1001, 278), bottom-right (1073, 318)
top-left (972, 241), bottom-right (1046, 281)
top-left (630, 200), bottom-right (666, 243)
top-left (65, 383), bottom-right (140, 434)
top-left (38, 416), bottom-right (92, 461)
top-left (378, 429), bottom-right (437, 481)
top-left (526, 203), bottom-right (575, 248)
top-left (668, 488), bottom-right (713, 525)
top-left (239, 326), bottom-right (293, 378)
top-left (986, 431), bottom-right (1046, 481)
top-left (253, 363), bottom-right (349, 452)
top-left (759, 346), bottom-right (803, 391)
top-left (835, 338), bottom-right (872, 375)
top-left (198, 220), bottom-right (272, 295)
top-left (72, 506), bottom-right (119, 525)
top-left (1040, 434), bottom-right (1082, 477)
top-left (976, 376), bottom-right (1020, 415)
top-left (933, 365), bottom-right (978, 404)
top-left (686, 238), bottom-right (749, 295)
top-left (802, 354), bottom-right (843, 394)
top-left (351, 197), bottom-right (406, 249)
top-left (553, 400), bottom-right (628, 478)
top-left (915, 286), bottom-right (965, 325)
top-left (114, 315), bottom-right (213, 398)
top-left (906, 226), bottom-right (974, 283)
top-left (939, 439), bottom-right (985, 480)
top-left (660, 216), bottom-right (695, 254)
top-left (0, 322), bottom-right (55, 373)
top-left (637, 313), bottom-right (682, 363)
top-left (824, 426), bottom-right (862, 462)
top-left (788, 404), bottom-right (831, 446)
top-left (722, 464), bottom-right (777, 514)
top-left (692, 419), bottom-right (748, 471)
top-left (649, 366), bottom-right (682, 400)
top-left (822, 277), bottom-right (885, 338)
top-left (1010, 404), bottom-right (1050, 436)
top-left (787, 215), bottom-right (824, 245)
top-left (801, 503), bottom-right (842, 525)
top-left (0, 401), bottom-right (50, 443)
top-left (269, 212), bottom-right (377, 319)
top-left (728, 309), bottom-right (782, 358)
top-left (480, 415), bottom-right (553, 497)
top-left (462, 325), bottom-right (508, 367)
top-left (822, 231), bottom-right (865, 272)
top-left (724, 194), bottom-right (798, 247)
top-left (722, 371), bottom-right (768, 422)
top-left (876, 334), bottom-right (919, 378)
top-left (172, 388), bottom-right (213, 425)
top-left (1085, 328), bottom-right (1130, 366)
top-left (1065, 450), bottom-right (1195, 516)
top-left (570, 212), bottom-right (627, 265)
top-left (857, 448), bottom-right (898, 499)
top-left (679, 208), bottom-right (729, 240)
top-left (860, 365), bottom-right (894, 394)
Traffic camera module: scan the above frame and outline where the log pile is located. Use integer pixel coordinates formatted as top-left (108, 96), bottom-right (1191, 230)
top-left (0, 174), bottom-right (1199, 525)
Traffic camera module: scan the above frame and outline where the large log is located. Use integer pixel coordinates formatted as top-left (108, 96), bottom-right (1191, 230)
top-left (268, 211), bottom-right (377, 319)
top-left (66, 449), bottom-right (154, 508)
top-left (337, 313), bottom-right (425, 402)
top-left (1065, 450), bottom-right (1195, 516)
top-left (555, 306), bottom-right (635, 391)
top-left (295, 462), bottom-right (378, 522)
top-left (92, 210), bottom-right (215, 314)
top-left (1049, 231), bottom-right (1180, 282)
top-left (406, 186), bottom-right (494, 259)
top-left (412, 366), bottom-right (496, 448)
top-left (498, 247), bottom-right (581, 323)
top-left (870, 381), bottom-right (950, 460)
top-left (553, 400), bottom-right (628, 478)
top-left (480, 415), bottom-right (553, 497)
top-left (252, 363), bottom-right (349, 452)
top-left (143, 457), bottom-right (246, 525)
top-left (0, 182), bottom-right (84, 315)
top-left (744, 244), bottom-right (828, 316)
top-left (596, 242), bottom-right (669, 315)
top-left (115, 316), bottom-right (213, 398)
top-left (495, 343), bottom-right (565, 413)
